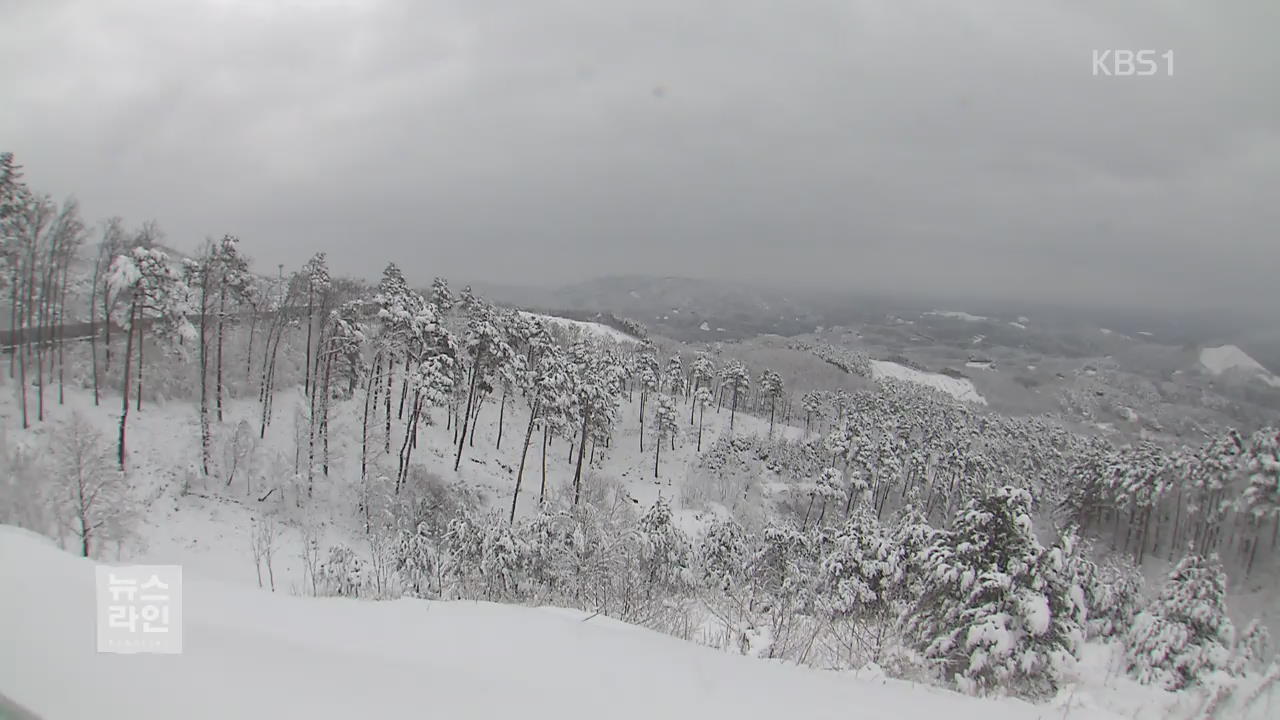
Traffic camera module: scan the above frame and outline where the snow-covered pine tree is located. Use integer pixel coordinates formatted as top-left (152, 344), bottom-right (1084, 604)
top-left (906, 486), bottom-right (1083, 699)
top-left (819, 508), bottom-right (904, 665)
top-left (664, 354), bottom-right (685, 398)
top-left (1125, 553), bottom-right (1238, 690)
top-left (721, 360), bottom-right (751, 432)
top-left (651, 394), bottom-right (680, 478)
top-left (759, 368), bottom-right (784, 436)
top-left (801, 390), bottom-right (825, 436)
top-left (692, 386), bottom-right (713, 451)
top-left (689, 353), bottom-right (717, 424)
top-left (566, 340), bottom-right (621, 504)
top-left (636, 343), bottom-right (661, 452)
top-left (107, 246), bottom-right (195, 469)
top-left (1238, 428), bottom-right (1279, 578)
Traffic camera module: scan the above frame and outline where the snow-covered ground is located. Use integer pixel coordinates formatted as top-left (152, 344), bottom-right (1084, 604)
top-left (1200, 344), bottom-right (1280, 387)
top-left (924, 310), bottom-right (988, 322)
top-left (519, 311), bottom-right (638, 344)
top-left (870, 360), bottom-right (988, 405)
top-left (0, 525), bottom-right (1143, 720)
top-left (0, 369), bottom-right (1271, 720)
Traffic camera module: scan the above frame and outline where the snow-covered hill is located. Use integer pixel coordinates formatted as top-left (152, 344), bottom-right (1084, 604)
top-left (519, 311), bottom-right (639, 344)
top-left (1, 525), bottom-right (1078, 720)
top-left (924, 310), bottom-right (988, 323)
top-left (870, 360), bottom-right (988, 405)
top-left (1200, 344), bottom-right (1280, 387)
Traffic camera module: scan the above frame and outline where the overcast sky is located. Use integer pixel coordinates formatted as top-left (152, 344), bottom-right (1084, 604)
top-left (2, 0), bottom-right (1276, 312)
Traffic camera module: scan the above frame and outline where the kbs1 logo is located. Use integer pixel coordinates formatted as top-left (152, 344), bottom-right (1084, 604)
top-left (1092, 50), bottom-right (1174, 76)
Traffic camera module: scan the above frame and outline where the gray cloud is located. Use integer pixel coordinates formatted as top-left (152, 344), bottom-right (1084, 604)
top-left (2, 0), bottom-right (1276, 313)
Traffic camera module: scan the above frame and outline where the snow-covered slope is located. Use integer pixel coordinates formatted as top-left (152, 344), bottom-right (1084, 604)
top-left (1, 525), bottom-right (1067, 720)
top-left (519, 311), bottom-right (638, 344)
top-left (1198, 343), bottom-right (1280, 384)
top-left (870, 360), bottom-right (988, 405)
top-left (1200, 345), bottom-right (1280, 387)
top-left (924, 310), bottom-right (988, 322)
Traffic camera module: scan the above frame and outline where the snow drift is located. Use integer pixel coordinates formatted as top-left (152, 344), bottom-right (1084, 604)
top-left (1, 525), bottom-right (1071, 720)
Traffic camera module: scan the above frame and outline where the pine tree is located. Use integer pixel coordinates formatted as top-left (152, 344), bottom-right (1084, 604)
top-left (689, 352), bottom-right (716, 424)
top-left (652, 394), bottom-right (679, 478)
top-left (1125, 554), bottom-right (1237, 690)
top-left (906, 486), bottom-right (1083, 699)
top-left (636, 343), bottom-right (660, 452)
top-left (721, 360), bottom-right (751, 432)
top-left (693, 386), bottom-right (713, 451)
top-left (759, 369), bottom-right (784, 436)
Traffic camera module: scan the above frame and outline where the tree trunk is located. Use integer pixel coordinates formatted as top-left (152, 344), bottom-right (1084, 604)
top-left (539, 424), bottom-right (549, 502)
top-left (198, 276), bottom-right (211, 476)
top-left (572, 411), bottom-right (589, 505)
top-left (654, 433), bottom-right (661, 478)
top-left (321, 350), bottom-right (333, 477)
top-left (697, 404), bottom-right (704, 451)
top-left (57, 252), bottom-right (70, 405)
top-left (89, 309), bottom-right (100, 405)
top-left (216, 283), bottom-right (226, 422)
top-left (384, 354), bottom-right (394, 453)
top-left (453, 365), bottom-right (479, 472)
top-left (303, 290), bottom-right (314, 398)
top-left (398, 357), bottom-right (409, 420)
top-left (245, 310), bottom-right (257, 382)
top-left (361, 354), bottom-right (377, 482)
top-left (639, 391), bottom-right (647, 452)
top-left (135, 321), bottom-right (143, 411)
top-left (470, 393), bottom-right (484, 447)
top-left (118, 301), bottom-right (137, 469)
top-left (496, 389), bottom-right (507, 449)
top-left (511, 404), bottom-right (538, 522)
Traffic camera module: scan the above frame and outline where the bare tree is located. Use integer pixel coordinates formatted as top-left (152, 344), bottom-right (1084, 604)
top-left (49, 413), bottom-right (133, 557)
top-left (249, 516), bottom-right (282, 591)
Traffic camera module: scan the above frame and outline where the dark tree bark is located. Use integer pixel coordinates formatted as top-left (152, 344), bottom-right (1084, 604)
top-left (510, 403), bottom-right (539, 522)
top-left (572, 411), bottom-right (589, 505)
top-left (453, 365), bottom-right (479, 472)
top-left (540, 424), bottom-right (549, 503)
top-left (117, 301), bottom-right (138, 469)
top-left (216, 282), bottom-right (227, 422)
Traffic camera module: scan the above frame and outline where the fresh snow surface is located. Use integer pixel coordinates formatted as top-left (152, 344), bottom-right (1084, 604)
top-left (870, 360), bottom-right (988, 405)
top-left (924, 310), bottom-right (988, 322)
top-left (2, 525), bottom-right (1070, 720)
top-left (1199, 344), bottom-right (1280, 386)
top-left (519, 311), bottom-right (638, 344)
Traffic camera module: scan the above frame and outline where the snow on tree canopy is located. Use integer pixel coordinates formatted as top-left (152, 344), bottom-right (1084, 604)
top-left (1124, 554), bottom-right (1238, 691)
top-left (905, 486), bottom-right (1084, 700)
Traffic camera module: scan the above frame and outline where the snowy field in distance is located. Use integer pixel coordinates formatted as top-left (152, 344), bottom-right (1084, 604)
top-left (1200, 344), bottom-right (1280, 387)
top-left (923, 310), bottom-right (989, 323)
top-left (1, 525), bottom-right (1080, 720)
top-left (519, 311), bottom-right (638, 344)
top-left (870, 360), bottom-right (988, 405)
